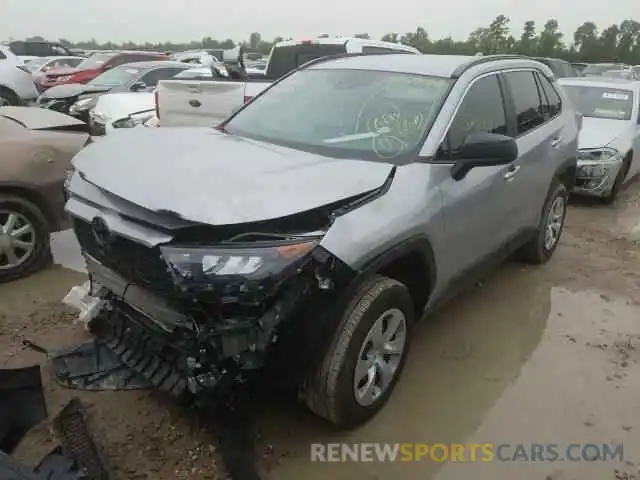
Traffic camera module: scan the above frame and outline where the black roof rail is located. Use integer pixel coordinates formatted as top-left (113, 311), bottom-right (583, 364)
top-left (451, 54), bottom-right (538, 78)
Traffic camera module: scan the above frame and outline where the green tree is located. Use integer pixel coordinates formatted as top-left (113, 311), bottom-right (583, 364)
top-left (537, 19), bottom-right (564, 56)
top-left (599, 24), bottom-right (620, 60)
top-left (354, 33), bottom-right (370, 39)
top-left (518, 21), bottom-right (537, 55)
top-left (573, 22), bottom-right (599, 61)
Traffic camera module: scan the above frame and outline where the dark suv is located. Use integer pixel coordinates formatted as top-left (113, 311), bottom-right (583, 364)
top-left (8, 41), bottom-right (74, 58)
top-left (533, 57), bottom-right (579, 78)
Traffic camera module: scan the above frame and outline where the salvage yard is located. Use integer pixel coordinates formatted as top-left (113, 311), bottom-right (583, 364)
top-left (1, 181), bottom-right (640, 480)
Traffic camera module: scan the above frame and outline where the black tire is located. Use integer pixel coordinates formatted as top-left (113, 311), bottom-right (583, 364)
top-left (517, 180), bottom-right (568, 265)
top-left (303, 275), bottom-right (414, 429)
top-left (600, 155), bottom-right (631, 205)
top-left (0, 194), bottom-right (52, 282)
top-left (0, 87), bottom-right (19, 107)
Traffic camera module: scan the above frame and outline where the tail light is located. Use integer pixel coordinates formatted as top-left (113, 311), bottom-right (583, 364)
top-left (154, 89), bottom-right (160, 119)
top-left (243, 96), bottom-right (253, 104)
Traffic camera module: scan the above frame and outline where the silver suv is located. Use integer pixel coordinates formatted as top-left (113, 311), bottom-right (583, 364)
top-left (64, 53), bottom-right (579, 429)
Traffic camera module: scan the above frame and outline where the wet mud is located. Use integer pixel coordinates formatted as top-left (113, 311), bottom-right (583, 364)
top-left (1, 180), bottom-right (639, 480)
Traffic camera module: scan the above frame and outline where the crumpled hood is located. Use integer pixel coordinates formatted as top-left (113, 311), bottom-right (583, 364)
top-left (578, 117), bottom-right (627, 150)
top-left (93, 92), bottom-right (155, 122)
top-left (41, 83), bottom-right (111, 100)
top-left (71, 128), bottom-right (394, 225)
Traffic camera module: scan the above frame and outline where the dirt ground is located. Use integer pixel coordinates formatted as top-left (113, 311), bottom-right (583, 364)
top-left (1, 181), bottom-right (639, 480)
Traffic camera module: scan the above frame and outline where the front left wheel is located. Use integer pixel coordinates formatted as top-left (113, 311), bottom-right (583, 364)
top-left (0, 195), bottom-right (52, 282)
top-left (303, 275), bottom-right (414, 429)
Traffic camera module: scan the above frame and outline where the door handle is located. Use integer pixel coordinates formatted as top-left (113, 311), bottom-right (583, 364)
top-left (504, 165), bottom-right (521, 180)
top-left (551, 136), bottom-right (563, 148)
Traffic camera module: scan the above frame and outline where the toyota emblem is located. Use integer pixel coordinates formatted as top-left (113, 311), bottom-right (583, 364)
top-left (91, 216), bottom-right (113, 246)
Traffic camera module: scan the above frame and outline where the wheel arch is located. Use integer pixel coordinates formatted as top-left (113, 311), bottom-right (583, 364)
top-left (358, 235), bottom-right (436, 315)
top-left (0, 183), bottom-right (57, 229)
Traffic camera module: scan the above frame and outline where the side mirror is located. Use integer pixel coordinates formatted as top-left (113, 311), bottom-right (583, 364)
top-left (450, 131), bottom-right (518, 181)
top-left (131, 81), bottom-right (147, 92)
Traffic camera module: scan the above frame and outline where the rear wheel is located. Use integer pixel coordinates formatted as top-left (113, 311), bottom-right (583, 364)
top-left (517, 181), bottom-right (568, 265)
top-left (0, 87), bottom-right (19, 107)
top-left (303, 275), bottom-right (414, 429)
top-left (0, 195), bottom-right (52, 282)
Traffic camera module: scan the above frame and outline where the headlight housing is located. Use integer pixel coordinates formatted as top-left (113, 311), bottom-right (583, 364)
top-left (577, 147), bottom-right (620, 162)
top-left (160, 240), bottom-right (319, 288)
top-left (69, 97), bottom-right (97, 114)
top-left (577, 147), bottom-right (622, 178)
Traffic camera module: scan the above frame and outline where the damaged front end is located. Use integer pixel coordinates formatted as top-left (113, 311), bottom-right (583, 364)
top-left (573, 147), bottom-right (625, 197)
top-left (63, 198), bottom-right (362, 399)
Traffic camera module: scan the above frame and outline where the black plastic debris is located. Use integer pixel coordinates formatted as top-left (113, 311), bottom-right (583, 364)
top-left (0, 363), bottom-right (110, 480)
top-left (0, 366), bottom-right (48, 455)
top-left (0, 451), bottom-right (40, 480)
top-left (53, 398), bottom-right (109, 480)
top-left (34, 447), bottom-right (84, 479)
top-left (50, 341), bottom-right (151, 391)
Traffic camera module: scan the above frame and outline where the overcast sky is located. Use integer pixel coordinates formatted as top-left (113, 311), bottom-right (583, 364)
top-left (3, 0), bottom-right (636, 44)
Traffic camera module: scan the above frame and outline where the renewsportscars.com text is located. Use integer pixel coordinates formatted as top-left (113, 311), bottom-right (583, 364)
top-left (310, 443), bottom-right (624, 463)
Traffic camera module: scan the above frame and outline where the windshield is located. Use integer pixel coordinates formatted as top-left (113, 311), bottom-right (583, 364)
top-left (76, 53), bottom-right (115, 70)
top-left (89, 66), bottom-right (142, 87)
top-left (25, 57), bottom-right (48, 71)
top-left (224, 69), bottom-right (451, 162)
top-left (563, 85), bottom-right (633, 120)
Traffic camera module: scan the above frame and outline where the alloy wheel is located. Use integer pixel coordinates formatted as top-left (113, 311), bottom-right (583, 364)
top-left (0, 211), bottom-right (37, 270)
top-left (353, 308), bottom-right (407, 407)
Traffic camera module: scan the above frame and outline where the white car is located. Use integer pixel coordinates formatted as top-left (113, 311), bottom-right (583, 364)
top-left (0, 45), bottom-right (39, 106)
top-left (559, 77), bottom-right (640, 203)
top-left (25, 56), bottom-right (85, 74)
top-left (89, 91), bottom-right (156, 135)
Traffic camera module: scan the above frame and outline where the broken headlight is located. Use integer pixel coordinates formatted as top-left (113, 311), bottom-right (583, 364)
top-left (160, 241), bottom-right (318, 285)
top-left (577, 147), bottom-right (622, 178)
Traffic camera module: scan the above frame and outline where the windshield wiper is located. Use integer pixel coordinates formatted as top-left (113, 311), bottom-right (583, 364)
top-left (323, 127), bottom-right (391, 144)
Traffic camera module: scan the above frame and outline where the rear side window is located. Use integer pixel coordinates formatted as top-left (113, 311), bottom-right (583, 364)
top-left (536, 73), bottom-right (562, 118)
top-left (265, 44), bottom-right (346, 79)
top-left (0, 50), bottom-right (5, 60)
top-left (442, 74), bottom-right (508, 156)
top-left (503, 71), bottom-right (546, 135)
top-left (139, 68), bottom-right (187, 87)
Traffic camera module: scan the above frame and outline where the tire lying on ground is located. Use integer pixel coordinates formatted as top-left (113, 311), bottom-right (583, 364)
top-left (0, 194), bottom-right (52, 282)
top-left (304, 275), bottom-right (414, 429)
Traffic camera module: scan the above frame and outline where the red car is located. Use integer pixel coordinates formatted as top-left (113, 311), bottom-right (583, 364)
top-left (37, 51), bottom-right (168, 91)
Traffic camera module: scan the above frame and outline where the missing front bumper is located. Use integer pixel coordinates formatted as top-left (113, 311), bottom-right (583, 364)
top-left (66, 254), bottom-right (309, 397)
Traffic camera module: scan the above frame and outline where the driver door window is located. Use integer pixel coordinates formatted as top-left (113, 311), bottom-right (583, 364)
top-left (439, 74), bottom-right (508, 160)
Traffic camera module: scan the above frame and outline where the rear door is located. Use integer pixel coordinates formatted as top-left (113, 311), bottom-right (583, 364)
top-left (501, 70), bottom-right (564, 230)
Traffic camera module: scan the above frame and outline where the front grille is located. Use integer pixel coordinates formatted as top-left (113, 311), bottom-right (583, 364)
top-left (73, 218), bottom-right (175, 294)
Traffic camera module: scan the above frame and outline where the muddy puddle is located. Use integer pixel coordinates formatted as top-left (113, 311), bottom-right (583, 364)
top-left (247, 267), bottom-right (640, 480)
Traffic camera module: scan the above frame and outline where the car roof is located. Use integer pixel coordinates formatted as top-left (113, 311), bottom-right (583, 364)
top-left (306, 54), bottom-right (550, 78)
top-left (115, 60), bottom-right (190, 70)
top-left (275, 37), bottom-right (420, 54)
top-left (558, 76), bottom-right (640, 89)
